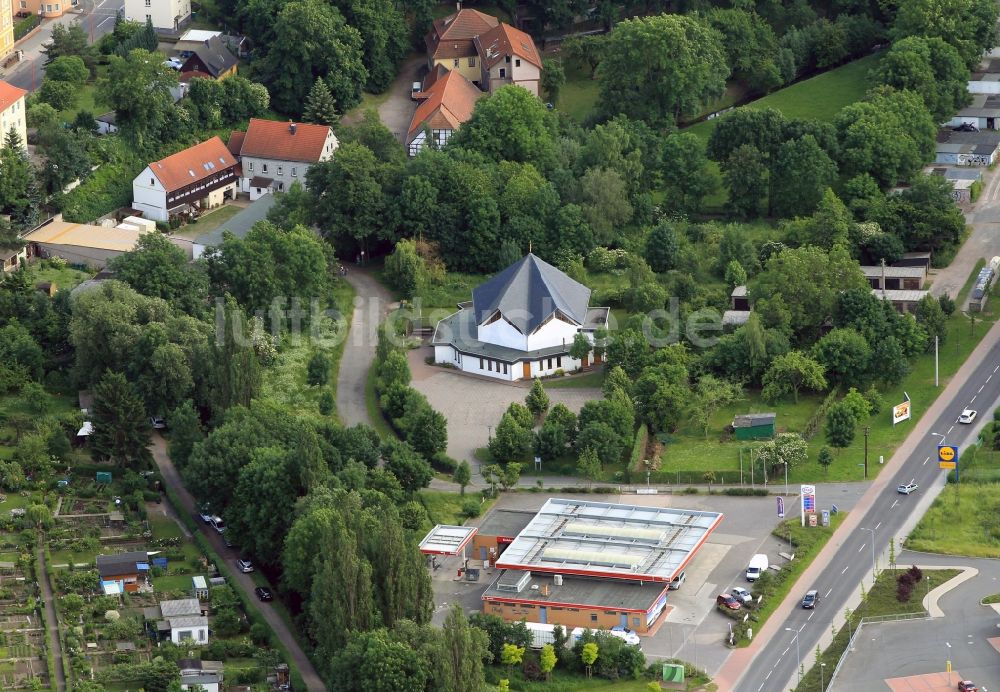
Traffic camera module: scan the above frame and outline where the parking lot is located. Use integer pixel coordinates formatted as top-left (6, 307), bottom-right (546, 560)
top-left (426, 487), bottom-right (867, 675)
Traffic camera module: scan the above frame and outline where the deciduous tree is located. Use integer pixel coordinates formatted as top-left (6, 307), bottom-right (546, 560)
top-left (761, 351), bottom-right (828, 403)
top-left (597, 14), bottom-right (728, 124)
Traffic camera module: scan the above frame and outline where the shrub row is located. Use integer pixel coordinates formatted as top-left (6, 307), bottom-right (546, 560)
top-left (629, 423), bottom-right (649, 472)
top-left (803, 387), bottom-right (840, 441)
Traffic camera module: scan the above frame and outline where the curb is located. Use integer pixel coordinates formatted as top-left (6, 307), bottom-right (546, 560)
top-left (921, 566), bottom-right (978, 617)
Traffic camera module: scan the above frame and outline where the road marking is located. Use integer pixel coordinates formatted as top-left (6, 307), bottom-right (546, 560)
top-left (782, 647), bottom-right (789, 656)
top-left (97, 16), bottom-right (114, 28)
top-left (989, 375), bottom-right (994, 383)
top-left (858, 544), bottom-right (865, 552)
top-left (766, 670), bottom-right (773, 679)
top-left (891, 499), bottom-right (899, 509)
top-left (979, 385), bottom-right (985, 393)
top-left (808, 612), bottom-right (814, 620)
top-left (758, 684), bottom-right (765, 692)
top-left (875, 521), bottom-right (881, 530)
top-left (799, 623), bottom-right (806, 632)
top-left (923, 457), bottom-right (929, 465)
top-left (949, 425), bottom-right (955, 433)
top-left (842, 566), bottom-right (849, 574)
top-left (825, 588), bottom-right (832, 597)
top-left (972, 395), bottom-right (977, 403)
top-left (994, 365), bottom-right (998, 373)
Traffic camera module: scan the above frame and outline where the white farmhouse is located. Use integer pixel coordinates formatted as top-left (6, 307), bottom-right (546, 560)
top-left (227, 119), bottom-right (338, 199)
top-left (432, 254), bottom-right (609, 381)
top-left (123, 0), bottom-right (191, 31)
top-left (132, 136), bottom-right (240, 222)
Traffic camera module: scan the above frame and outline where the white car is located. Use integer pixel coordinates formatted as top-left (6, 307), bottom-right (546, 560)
top-left (163, 57), bottom-right (184, 71)
top-left (897, 482), bottom-right (918, 495)
top-left (731, 586), bottom-right (753, 604)
top-left (959, 409), bottom-right (977, 424)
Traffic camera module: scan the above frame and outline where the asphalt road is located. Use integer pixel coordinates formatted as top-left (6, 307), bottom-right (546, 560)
top-left (148, 433), bottom-right (326, 692)
top-left (741, 328), bottom-right (1000, 692)
top-left (2, 0), bottom-right (121, 92)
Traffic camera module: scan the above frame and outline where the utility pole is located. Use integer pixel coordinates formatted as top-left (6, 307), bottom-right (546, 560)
top-left (863, 426), bottom-right (870, 480)
top-left (935, 335), bottom-right (939, 387)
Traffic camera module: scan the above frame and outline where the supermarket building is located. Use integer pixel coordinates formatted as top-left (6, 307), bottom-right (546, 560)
top-left (422, 498), bottom-right (723, 635)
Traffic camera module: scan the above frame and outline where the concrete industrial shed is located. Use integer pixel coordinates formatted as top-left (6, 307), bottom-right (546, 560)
top-left (480, 498), bottom-right (723, 634)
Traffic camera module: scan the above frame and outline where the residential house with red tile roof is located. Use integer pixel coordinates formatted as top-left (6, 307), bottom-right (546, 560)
top-left (474, 22), bottom-right (542, 97)
top-left (424, 8), bottom-right (542, 96)
top-left (407, 66), bottom-right (485, 156)
top-left (132, 136), bottom-right (240, 222)
top-left (227, 118), bottom-right (338, 199)
top-left (0, 79), bottom-right (27, 150)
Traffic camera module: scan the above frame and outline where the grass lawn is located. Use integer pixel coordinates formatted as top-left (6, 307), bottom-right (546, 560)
top-left (148, 514), bottom-right (184, 540)
top-left (169, 203), bottom-right (244, 240)
top-left (556, 63), bottom-right (599, 122)
top-left (418, 490), bottom-right (495, 528)
top-left (906, 483), bottom-right (1000, 557)
top-left (684, 53), bottom-right (883, 143)
top-left (546, 370), bottom-right (605, 389)
top-left (486, 668), bottom-right (672, 691)
top-left (798, 568), bottom-right (960, 690)
top-left (259, 279), bottom-right (355, 419)
top-left (154, 573), bottom-right (197, 593)
top-left (26, 261), bottom-right (92, 292)
top-left (57, 83), bottom-right (101, 124)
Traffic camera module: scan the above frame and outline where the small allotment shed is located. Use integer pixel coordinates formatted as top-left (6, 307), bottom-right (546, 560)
top-left (732, 413), bottom-right (776, 440)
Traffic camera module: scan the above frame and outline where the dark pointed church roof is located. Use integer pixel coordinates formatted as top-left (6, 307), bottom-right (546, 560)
top-left (472, 254), bottom-right (591, 334)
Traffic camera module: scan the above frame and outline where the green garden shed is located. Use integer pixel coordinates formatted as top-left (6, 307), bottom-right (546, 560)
top-left (732, 413), bottom-right (776, 440)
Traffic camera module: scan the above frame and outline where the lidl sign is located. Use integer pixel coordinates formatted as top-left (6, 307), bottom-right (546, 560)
top-left (938, 445), bottom-right (958, 469)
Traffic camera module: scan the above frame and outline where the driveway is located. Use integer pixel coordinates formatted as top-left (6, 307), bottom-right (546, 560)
top-left (336, 268), bottom-right (396, 428)
top-left (407, 345), bottom-right (601, 471)
top-left (342, 54), bottom-right (423, 143)
top-left (930, 163), bottom-right (1000, 305)
top-left (148, 433), bottom-right (326, 692)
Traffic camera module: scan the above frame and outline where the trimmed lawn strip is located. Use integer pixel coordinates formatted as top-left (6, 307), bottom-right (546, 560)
top-left (796, 568), bottom-right (960, 691)
top-left (684, 54), bottom-right (883, 143)
top-left (545, 370), bottom-right (606, 389)
top-left (364, 365), bottom-right (397, 439)
top-left (907, 483), bottom-right (1000, 557)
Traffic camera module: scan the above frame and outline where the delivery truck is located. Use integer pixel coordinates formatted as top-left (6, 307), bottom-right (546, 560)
top-left (746, 553), bottom-right (769, 581)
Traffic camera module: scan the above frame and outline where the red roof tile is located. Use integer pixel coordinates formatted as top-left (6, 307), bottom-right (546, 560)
top-left (0, 80), bottom-right (27, 112)
top-left (149, 137), bottom-right (239, 193)
top-left (227, 131), bottom-right (245, 157)
top-left (407, 70), bottom-right (484, 141)
top-left (426, 8), bottom-right (499, 60)
top-left (237, 118), bottom-right (333, 163)
top-left (475, 23), bottom-right (542, 69)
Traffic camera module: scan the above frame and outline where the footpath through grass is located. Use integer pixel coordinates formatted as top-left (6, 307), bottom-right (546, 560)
top-left (796, 568), bottom-right (960, 690)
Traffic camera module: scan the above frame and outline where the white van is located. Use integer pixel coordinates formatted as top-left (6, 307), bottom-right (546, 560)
top-left (746, 554), bottom-right (768, 581)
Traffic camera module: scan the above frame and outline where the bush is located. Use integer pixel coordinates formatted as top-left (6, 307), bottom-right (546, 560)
top-left (306, 351), bottom-right (331, 386)
top-left (317, 389), bottom-right (334, 415)
top-left (723, 487), bottom-right (769, 496)
top-left (896, 581), bottom-right (912, 602)
top-left (907, 565), bottom-right (923, 582)
top-left (431, 452), bottom-right (458, 473)
top-left (460, 497), bottom-right (482, 518)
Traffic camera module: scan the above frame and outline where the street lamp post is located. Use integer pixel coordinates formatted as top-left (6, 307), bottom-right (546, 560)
top-left (785, 627), bottom-right (801, 684)
top-left (863, 425), bottom-right (870, 479)
top-left (860, 527), bottom-right (876, 580)
top-left (820, 661), bottom-right (827, 690)
top-left (782, 461), bottom-right (788, 497)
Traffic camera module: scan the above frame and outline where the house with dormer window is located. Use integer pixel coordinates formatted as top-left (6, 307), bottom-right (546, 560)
top-left (132, 136), bottom-right (239, 222)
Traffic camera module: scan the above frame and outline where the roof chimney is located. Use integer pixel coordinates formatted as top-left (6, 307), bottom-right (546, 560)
top-left (289, 122), bottom-right (297, 135)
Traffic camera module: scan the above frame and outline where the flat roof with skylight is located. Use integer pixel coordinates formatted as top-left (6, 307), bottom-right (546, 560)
top-left (418, 524), bottom-right (478, 556)
top-left (494, 498), bottom-right (723, 582)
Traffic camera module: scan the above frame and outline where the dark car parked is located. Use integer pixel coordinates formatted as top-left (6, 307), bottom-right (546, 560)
top-left (255, 586), bottom-right (273, 602)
